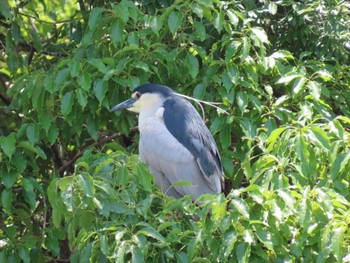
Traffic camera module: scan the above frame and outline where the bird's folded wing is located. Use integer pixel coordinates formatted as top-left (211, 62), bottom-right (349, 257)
top-left (163, 97), bottom-right (223, 187)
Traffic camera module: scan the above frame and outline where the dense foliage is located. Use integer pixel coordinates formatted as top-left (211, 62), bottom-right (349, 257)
top-left (1, 0), bottom-right (350, 262)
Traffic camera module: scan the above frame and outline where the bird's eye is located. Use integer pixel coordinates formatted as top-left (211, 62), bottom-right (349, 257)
top-left (135, 92), bottom-right (142, 98)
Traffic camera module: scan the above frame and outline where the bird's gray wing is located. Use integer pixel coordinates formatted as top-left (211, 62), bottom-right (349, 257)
top-left (139, 115), bottom-right (221, 200)
top-left (163, 96), bottom-right (224, 187)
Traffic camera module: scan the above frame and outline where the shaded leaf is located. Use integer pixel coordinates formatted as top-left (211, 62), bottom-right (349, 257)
top-left (61, 91), bottom-right (74, 116)
top-left (0, 133), bottom-right (16, 159)
top-left (168, 11), bottom-right (183, 34)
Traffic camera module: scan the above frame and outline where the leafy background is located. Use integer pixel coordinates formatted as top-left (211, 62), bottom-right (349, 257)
top-left (0, 0), bottom-right (350, 262)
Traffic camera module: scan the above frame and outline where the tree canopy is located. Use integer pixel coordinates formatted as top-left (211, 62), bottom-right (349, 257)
top-left (0, 0), bottom-right (350, 262)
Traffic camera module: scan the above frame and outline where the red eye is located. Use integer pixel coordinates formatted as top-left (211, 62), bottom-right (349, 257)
top-left (136, 92), bottom-right (142, 98)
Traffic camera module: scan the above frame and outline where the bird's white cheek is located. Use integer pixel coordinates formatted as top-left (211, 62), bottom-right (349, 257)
top-left (127, 107), bottom-right (139, 113)
top-left (127, 101), bottom-right (141, 113)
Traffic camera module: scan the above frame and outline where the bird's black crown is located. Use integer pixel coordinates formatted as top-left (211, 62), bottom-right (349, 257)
top-left (134, 83), bottom-right (175, 97)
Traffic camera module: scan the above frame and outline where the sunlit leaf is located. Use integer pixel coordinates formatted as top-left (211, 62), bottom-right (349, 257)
top-left (307, 80), bottom-right (320, 100)
top-left (213, 11), bottom-right (224, 33)
top-left (231, 198), bottom-right (250, 219)
top-left (251, 27), bottom-right (268, 43)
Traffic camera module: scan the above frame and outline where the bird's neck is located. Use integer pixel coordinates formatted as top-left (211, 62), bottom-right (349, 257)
top-left (138, 107), bottom-right (164, 131)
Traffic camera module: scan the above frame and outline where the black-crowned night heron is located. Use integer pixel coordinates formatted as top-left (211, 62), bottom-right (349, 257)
top-left (111, 83), bottom-right (224, 200)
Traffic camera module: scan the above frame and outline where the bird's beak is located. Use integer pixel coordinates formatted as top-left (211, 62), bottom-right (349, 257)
top-left (111, 97), bottom-right (137, 112)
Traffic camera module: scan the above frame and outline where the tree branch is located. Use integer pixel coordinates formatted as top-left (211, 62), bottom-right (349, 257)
top-left (58, 132), bottom-right (123, 175)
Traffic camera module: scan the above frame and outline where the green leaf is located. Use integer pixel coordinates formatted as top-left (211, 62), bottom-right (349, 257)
top-left (236, 243), bottom-right (251, 263)
top-left (231, 198), bottom-right (250, 219)
top-left (114, 0), bottom-right (129, 23)
top-left (295, 134), bottom-right (310, 164)
top-left (307, 80), bottom-right (320, 100)
top-left (256, 230), bottom-right (274, 250)
top-left (100, 235), bottom-right (109, 256)
top-left (150, 15), bottom-right (163, 36)
top-left (190, 3), bottom-right (204, 18)
top-left (26, 124), bottom-right (39, 145)
top-left (78, 72), bottom-right (92, 91)
top-left (241, 37), bottom-right (251, 60)
top-left (277, 74), bottom-right (302, 85)
top-left (339, 152), bottom-right (350, 174)
top-left (0, 133), bottom-right (16, 159)
top-left (111, 20), bottom-right (124, 45)
top-left (86, 116), bottom-right (99, 141)
top-left (44, 74), bottom-right (55, 93)
top-left (223, 231), bottom-right (237, 260)
top-left (138, 228), bottom-right (166, 245)
top-left (1, 169), bottom-right (18, 189)
top-left (227, 10), bottom-right (239, 27)
top-left (48, 125), bottom-right (59, 145)
top-left (277, 189), bottom-right (296, 209)
top-left (2, 189), bottom-right (12, 212)
top-left (18, 141), bottom-right (47, 159)
top-left (45, 236), bottom-right (60, 256)
top-left (220, 123), bottom-right (231, 149)
top-left (298, 186), bottom-right (311, 228)
top-left (268, 2), bottom-right (277, 14)
top-left (309, 126), bottom-right (330, 150)
top-left (110, 202), bottom-right (130, 213)
top-left (93, 79), bottom-right (107, 103)
top-left (0, 0), bottom-right (12, 19)
top-left (30, 26), bottom-right (42, 52)
top-left (213, 11), bottom-right (224, 33)
top-left (22, 178), bottom-right (36, 209)
top-left (236, 91), bottom-right (248, 113)
top-left (315, 70), bottom-right (333, 82)
top-left (227, 64), bottom-right (239, 85)
top-left (133, 61), bottom-right (150, 72)
top-left (168, 11), bottom-right (183, 35)
top-left (11, 151), bottom-right (27, 173)
top-left (136, 165), bottom-right (153, 192)
top-left (128, 76), bottom-right (140, 90)
top-left (19, 247), bottom-right (30, 263)
top-left (270, 50), bottom-right (294, 60)
top-left (292, 76), bottom-right (306, 94)
top-left (225, 41), bottom-right (241, 63)
top-left (331, 227), bottom-right (345, 261)
top-left (185, 53), bottom-right (199, 79)
top-left (88, 7), bottom-right (103, 31)
top-left (132, 246), bottom-right (144, 263)
top-left (39, 114), bottom-right (51, 132)
top-left (194, 21), bottom-right (206, 41)
top-left (69, 60), bottom-right (80, 77)
top-left (77, 173), bottom-right (95, 198)
top-left (61, 91), bottom-right (74, 116)
top-left (55, 68), bottom-right (69, 91)
top-left (88, 58), bottom-right (108, 74)
top-left (193, 83), bottom-right (206, 99)
top-left (47, 178), bottom-right (59, 206)
top-left (75, 89), bottom-right (88, 109)
top-left (251, 27), bottom-right (268, 43)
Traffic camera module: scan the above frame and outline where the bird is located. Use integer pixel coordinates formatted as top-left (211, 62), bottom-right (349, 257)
top-left (111, 83), bottom-right (224, 200)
